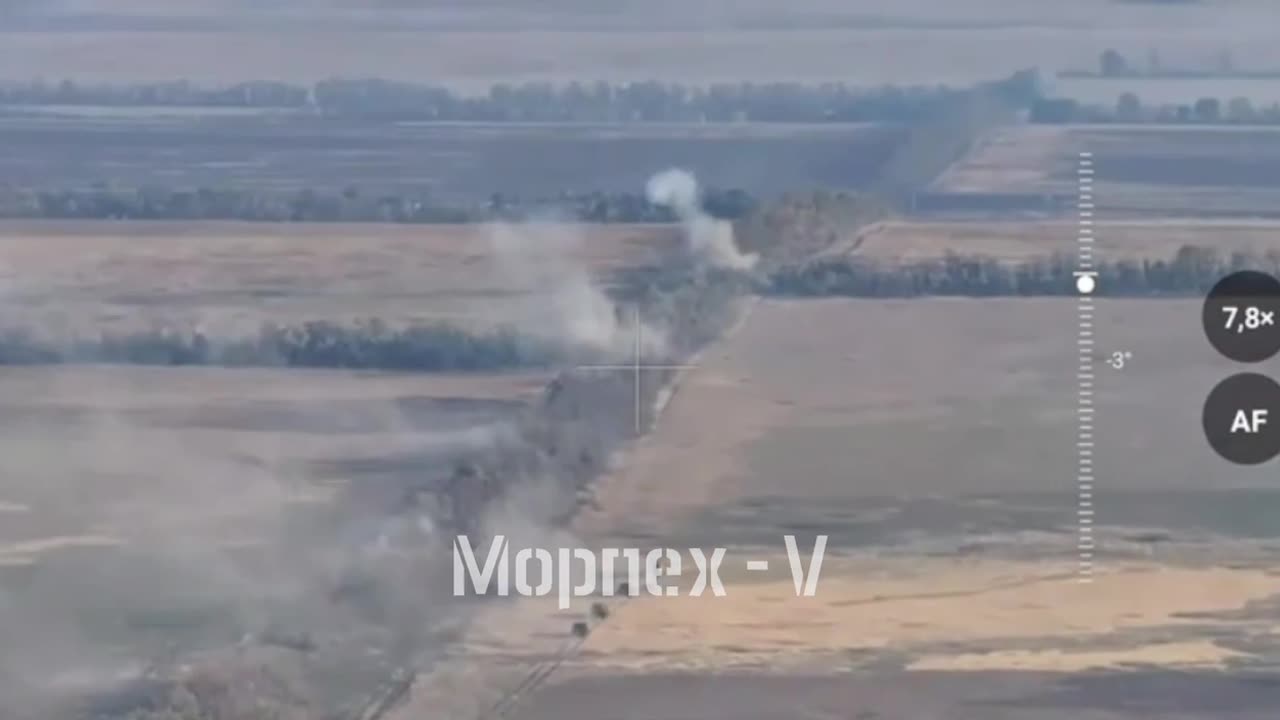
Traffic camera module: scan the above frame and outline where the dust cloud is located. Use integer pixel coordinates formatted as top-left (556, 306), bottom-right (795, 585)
top-left (0, 367), bottom-right (507, 719)
top-left (0, 168), bottom-right (758, 718)
top-left (646, 169), bottom-right (759, 273)
top-left (485, 220), bottom-right (669, 359)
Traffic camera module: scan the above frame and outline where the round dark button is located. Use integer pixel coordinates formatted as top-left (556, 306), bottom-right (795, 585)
top-left (1202, 271), bottom-right (1280, 363)
top-left (1203, 373), bottom-right (1280, 465)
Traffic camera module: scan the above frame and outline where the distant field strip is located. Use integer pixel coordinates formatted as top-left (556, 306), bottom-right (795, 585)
top-left (767, 218), bottom-right (1280, 298)
top-left (937, 126), bottom-right (1280, 217)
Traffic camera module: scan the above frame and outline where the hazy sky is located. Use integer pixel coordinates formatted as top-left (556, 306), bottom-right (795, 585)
top-left (1, 1), bottom-right (1264, 31)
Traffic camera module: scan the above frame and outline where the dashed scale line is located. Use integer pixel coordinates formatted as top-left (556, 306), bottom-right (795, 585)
top-left (1076, 151), bottom-right (1096, 583)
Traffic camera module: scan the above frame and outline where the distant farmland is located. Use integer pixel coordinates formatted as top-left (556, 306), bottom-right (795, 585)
top-left (0, 115), bottom-right (902, 202)
top-left (936, 125), bottom-right (1280, 216)
top-left (0, 220), bottom-right (679, 334)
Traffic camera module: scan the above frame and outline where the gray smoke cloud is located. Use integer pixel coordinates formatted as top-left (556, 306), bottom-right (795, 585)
top-left (646, 168), bottom-right (759, 272)
top-left (0, 365), bottom-right (509, 718)
top-left (0, 171), bottom-right (739, 717)
top-left (485, 219), bottom-right (669, 359)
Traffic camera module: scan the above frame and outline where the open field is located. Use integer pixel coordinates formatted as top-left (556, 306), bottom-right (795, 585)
top-left (405, 295), bottom-right (1280, 719)
top-left (8, 103), bottom-right (1280, 718)
top-left (0, 116), bottom-right (898, 199)
top-left (583, 298), bottom-right (1273, 530)
top-left (0, 220), bottom-right (678, 336)
top-left (0, 364), bottom-right (550, 717)
top-left (4, 215), bottom-right (1280, 717)
top-left (936, 125), bottom-right (1280, 216)
top-left (14, 1), bottom-right (1280, 716)
top-left (0, 216), bottom-right (695, 716)
top-left (0, 366), bottom-right (547, 565)
top-left (851, 217), bottom-right (1280, 264)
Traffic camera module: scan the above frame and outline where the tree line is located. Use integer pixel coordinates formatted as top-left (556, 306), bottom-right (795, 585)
top-left (0, 185), bottom-right (757, 223)
top-left (1069, 48), bottom-right (1278, 80)
top-left (1031, 93), bottom-right (1280, 126)
top-left (1, 244), bottom-right (1258, 372)
top-left (0, 70), bottom-right (1034, 226)
top-left (0, 319), bottom-right (570, 371)
top-left (767, 245), bottom-right (1273, 297)
top-left (1, 76), bottom-right (1028, 124)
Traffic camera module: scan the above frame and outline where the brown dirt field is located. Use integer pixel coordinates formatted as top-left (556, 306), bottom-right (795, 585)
top-left (401, 296), bottom-right (1280, 719)
top-left (932, 126), bottom-right (1074, 194)
top-left (585, 298), bottom-right (1260, 509)
top-left (448, 553), bottom-right (1280, 674)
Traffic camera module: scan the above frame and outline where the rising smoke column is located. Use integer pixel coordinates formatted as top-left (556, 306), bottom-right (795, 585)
top-left (485, 221), bottom-right (668, 359)
top-left (646, 169), bottom-right (759, 272)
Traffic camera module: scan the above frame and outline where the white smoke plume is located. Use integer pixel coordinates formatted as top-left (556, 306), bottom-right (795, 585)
top-left (646, 168), bottom-right (759, 272)
top-left (485, 221), bottom-right (668, 359)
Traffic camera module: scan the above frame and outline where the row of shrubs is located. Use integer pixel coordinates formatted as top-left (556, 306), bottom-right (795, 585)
top-left (1, 186), bottom-right (756, 224)
top-left (766, 246), bottom-right (1272, 297)
top-left (0, 320), bottom-right (570, 371)
top-left (4, 245), bottom-right (1251, 372)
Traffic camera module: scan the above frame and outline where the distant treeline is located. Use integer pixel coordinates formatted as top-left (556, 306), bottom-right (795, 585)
top-left (0, 279), bottom-right (747, 374)
top-left (1032, 94), bottom-right (1280, 126)
top-left (0, 71), bottom-right (1036, 226)
top-left (3, 246), bottom-right (1264, 372)
top-left (0, 72), bottom-right (1032, 226)
top-left (0, 320), bottom-right (571, 370)
top-left (767, 245), bottom-right (1275, 297)
top-left (0, 186), bottom-right (757, 223)
top-left (0, 75), bottom-right (1036, 123)
top-left (1065, 48), bottom-right (1277, 80)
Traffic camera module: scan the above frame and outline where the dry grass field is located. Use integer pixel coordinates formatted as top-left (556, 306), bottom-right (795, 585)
top-left (0, 365), bottom-right (548, 569)
top-left (0, 217), bottom-right (681, 716)
top-left (0, 220), bottom-right (678, 335)
top-left (7, 141), bottom-right (1280, 717)
top-left (937, 125), bottom-right (1280, 216)
top-left (405, 296), bottom-right (1280, 719)
top-left (0, 363), bottom-right (555, 716)
top-left (13, 1), bottom-right (1280, 716)
top-left (932, 126), bottom-right (1076, 195)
